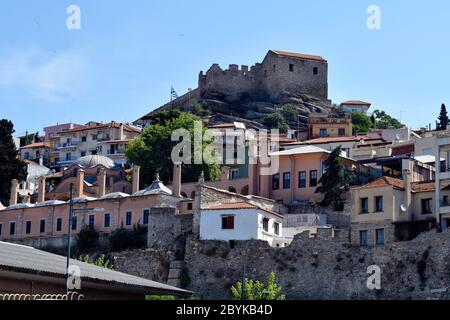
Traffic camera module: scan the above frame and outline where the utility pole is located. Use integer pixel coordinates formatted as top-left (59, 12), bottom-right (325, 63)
top-left (66, 183), bottom-right (74, 295)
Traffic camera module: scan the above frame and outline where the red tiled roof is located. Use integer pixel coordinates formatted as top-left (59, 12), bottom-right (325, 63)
top-left (356, 177), bottom-right (449, 193)
top-left (206, 202), bottom-right (283, 218)
top-left (20, 142), bottom-right (50, 149)
top-left (283, 135), bottom-right (381, 146)
top-left (270, 50), bottom-right (326, 62)
top-left (64, 122), bottom-right (141, 134)
top-left (357, 176), bottom-right (405, 191)
top-left (341, 100), bottom-right (371, 106)
top-left (208, 202), bottom-right (257, 210)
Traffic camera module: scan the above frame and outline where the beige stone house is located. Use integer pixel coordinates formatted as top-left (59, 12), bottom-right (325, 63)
top-left (350, 172), bottom-right (450, 246)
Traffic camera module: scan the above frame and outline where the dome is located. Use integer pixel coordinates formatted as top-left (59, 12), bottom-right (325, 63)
top-left (74, 155), bottom-right (118, 169)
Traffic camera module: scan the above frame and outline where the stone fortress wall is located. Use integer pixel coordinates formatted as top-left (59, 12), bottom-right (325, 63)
top-left (198, 50), bottom-right (328, 102)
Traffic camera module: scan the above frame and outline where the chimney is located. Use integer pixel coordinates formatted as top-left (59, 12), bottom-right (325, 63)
top-left (132, 165), bottom-right (140, 194)
top-left (220, 166), bottom-right (230, 181)
top-left (76, 169), bottom-right (85, 198)
top-left (97, 168), bottom-right (107, 197)
top-left (23, 194), bottom-right (31, 204)
top-left (173, 162), bottom-right (182, 197)
top-left (119, 124), bottom-right (124, 140)
top-left (9, 179), bottom-right (19, 206)
top-left (37, 176), bottom-right (46, 203)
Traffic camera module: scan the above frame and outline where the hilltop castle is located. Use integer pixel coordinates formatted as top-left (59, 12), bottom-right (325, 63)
top-left (135, 50), bottom-right (329, 127)
top-left (199, 49), bottom-right (328, 102)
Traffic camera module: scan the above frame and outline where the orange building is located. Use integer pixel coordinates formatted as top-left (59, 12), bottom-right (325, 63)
top-left (308, 117), bottom-right (353, 139)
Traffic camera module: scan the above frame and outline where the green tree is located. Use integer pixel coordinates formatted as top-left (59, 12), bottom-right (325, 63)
top-left (126, 112), bottom-right (220, 187)
top-left (437, 103), bottom-right (449, 130)
top-left (263, 112), bottom-right (289, 133)
top-left (372, 110), bottom-right (404, 129)
top-left (280, 104), bottom-right (299, 124)
top-left (109, 225), bottom-right (147, 252)
top-left (231, 272), bottom-right (286, 300)
top-left (75, 225), bottom-right (99, 254)
top-left (315, 146), bottom-right (349, 211)
top-left (0, 119), bottom-right (27, 206)
top-left (351, 112), bottom-right (374, 134)
top-left (78, 254), bottom-right (113, 269)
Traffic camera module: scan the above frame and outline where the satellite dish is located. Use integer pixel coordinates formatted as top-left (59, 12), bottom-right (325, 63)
top-left (400, 204), bottom-right (407, 212)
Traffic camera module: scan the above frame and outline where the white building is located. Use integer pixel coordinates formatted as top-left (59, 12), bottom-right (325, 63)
top-left (199, 202), bottom-right (284, 247)
top-left (340, 100), bottom-right (371, 114)
top-left (56, 121), bottom-right (141, 168)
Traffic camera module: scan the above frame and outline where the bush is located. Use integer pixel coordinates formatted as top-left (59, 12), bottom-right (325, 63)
top-left (109, 225), bottom-right (148, 252)
top-left (78, 254), bottom-right (113, 269)
top-left (75, 225), bottom-right (99, 254)
top-left (145, 295), bottom-right (176, 300)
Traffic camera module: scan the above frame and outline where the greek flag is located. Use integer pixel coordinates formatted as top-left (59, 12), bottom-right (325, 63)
top-left (171, 86), bottom-right (179, 100)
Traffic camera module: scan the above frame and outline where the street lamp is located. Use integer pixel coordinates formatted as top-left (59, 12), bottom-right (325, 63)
top-left (66, 183), bottom-right (104, 294)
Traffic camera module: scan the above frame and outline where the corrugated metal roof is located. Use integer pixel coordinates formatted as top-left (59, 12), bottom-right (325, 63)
top-left (0, 241), bottom-right (189, 295)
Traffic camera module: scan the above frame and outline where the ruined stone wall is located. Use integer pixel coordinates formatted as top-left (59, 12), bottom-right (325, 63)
top-left (147, 207), bottom-right (193, 248)
top-left (112, 229), bottom-right (450, 300)
top-left (183, 229), bottom-right (450, 300)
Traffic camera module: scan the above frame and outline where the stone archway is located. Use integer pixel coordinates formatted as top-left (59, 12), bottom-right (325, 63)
top-left (240, 185), bottom-right (249, 196)
top-left (228, 187), bottom-right (237, 193)
top-left (181, 192), bottom-right (188, 198)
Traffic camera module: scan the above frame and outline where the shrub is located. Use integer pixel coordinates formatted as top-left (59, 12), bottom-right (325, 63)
top-left (231, 272), bottom-right (286, 300)
top-left (75, 225), bottom-right (99, 254)
top-left (109, 225), bottom-right (148, 252)
top-left (145, 295), bottom-right (176, 300)
top-left (78, 254), bottom-right (113, 269)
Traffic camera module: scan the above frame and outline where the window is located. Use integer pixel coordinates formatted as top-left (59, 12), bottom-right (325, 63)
top-left (66, 153), bottom-right (72, 161)
top-left (56, 218), bottom-right (62, 232)
top-left (319, 129), bottom-right (328, 137)
top-left (81, 136), bottom-right (87, 142)
top-left (104, 213), bottom-right (111, 228)
top-left (298, 171), bottom-right (306, 188)
top-left (289, 64), bottom-right (294, 72)
top-left (443, 195), bottom-right (449, 206)
top-left (0, 223), bottom-right (2, 236)
top-left (230, 169), bottom-right (239, 180)
top-left (187, 203), bottom-right (193, 210)
top-left (421, 198), bottom-right (432, 214)
top-left (126, 212), bottom-right (132, 226)
top-left (338, 128), bottom-right (346, 136)
top-left (10, 222), bottom-right (15, 236)
top-left (221, 216), bottom-right (235, 230)
top-left (263, 218), bottom-right (269, 232)
top-left (26, 221), bottom-right (32, 235)
top-left (273, 65), bottom-right (276, 72)
top-left (359, 230), bottom-right (368, 246)
top-left (313, 67), bottom-right (318, 75)
top-left (72, 216), bottom-right (77, 230)
top-left (143, 209), bottom-right (150, 225)
top-left (310, 170), bottom-right (318, 187)
top-left (376, 229), bottom-right (385, 245)
top-left (80, 151), bottom-right (86, 157)
top-left (92, 134), bottom-right (98, 141)
top-left (283, 172), bottom-right (291, 189)
top-left (361, 198), bottom-right (369, 214)
top-left (40, 219), bottom-right (46, 233)
top-left (274, 222), bottom-right (280, 236)
top-left (272, 174), bottom-right (280, 190)
top-left (375, 196), bottom-right (384, 212)
top-left (89, 215), bottom-right (95, 227)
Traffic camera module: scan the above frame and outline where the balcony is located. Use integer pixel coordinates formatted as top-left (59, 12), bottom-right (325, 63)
top-left (107, 149), bottom-right (126, 156)
top-left (56, 142), bottom-right (80, 150)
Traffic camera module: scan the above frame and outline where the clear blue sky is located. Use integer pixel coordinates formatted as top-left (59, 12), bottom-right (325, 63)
top-left (1, 0), bottom-right (449, 136)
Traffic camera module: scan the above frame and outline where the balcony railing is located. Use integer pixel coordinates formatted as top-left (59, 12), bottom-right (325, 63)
top-left (56, 142), bottom-right (80, 149)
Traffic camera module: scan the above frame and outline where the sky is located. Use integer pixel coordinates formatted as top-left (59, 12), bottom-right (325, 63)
top-left (1, 0), bottom-right (449, 136)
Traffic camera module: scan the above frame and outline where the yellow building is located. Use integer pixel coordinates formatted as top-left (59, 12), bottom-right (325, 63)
top-left (350, 173), bottom-right (450, 246)
top-left (307, 117), bottom-right (352, 139)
